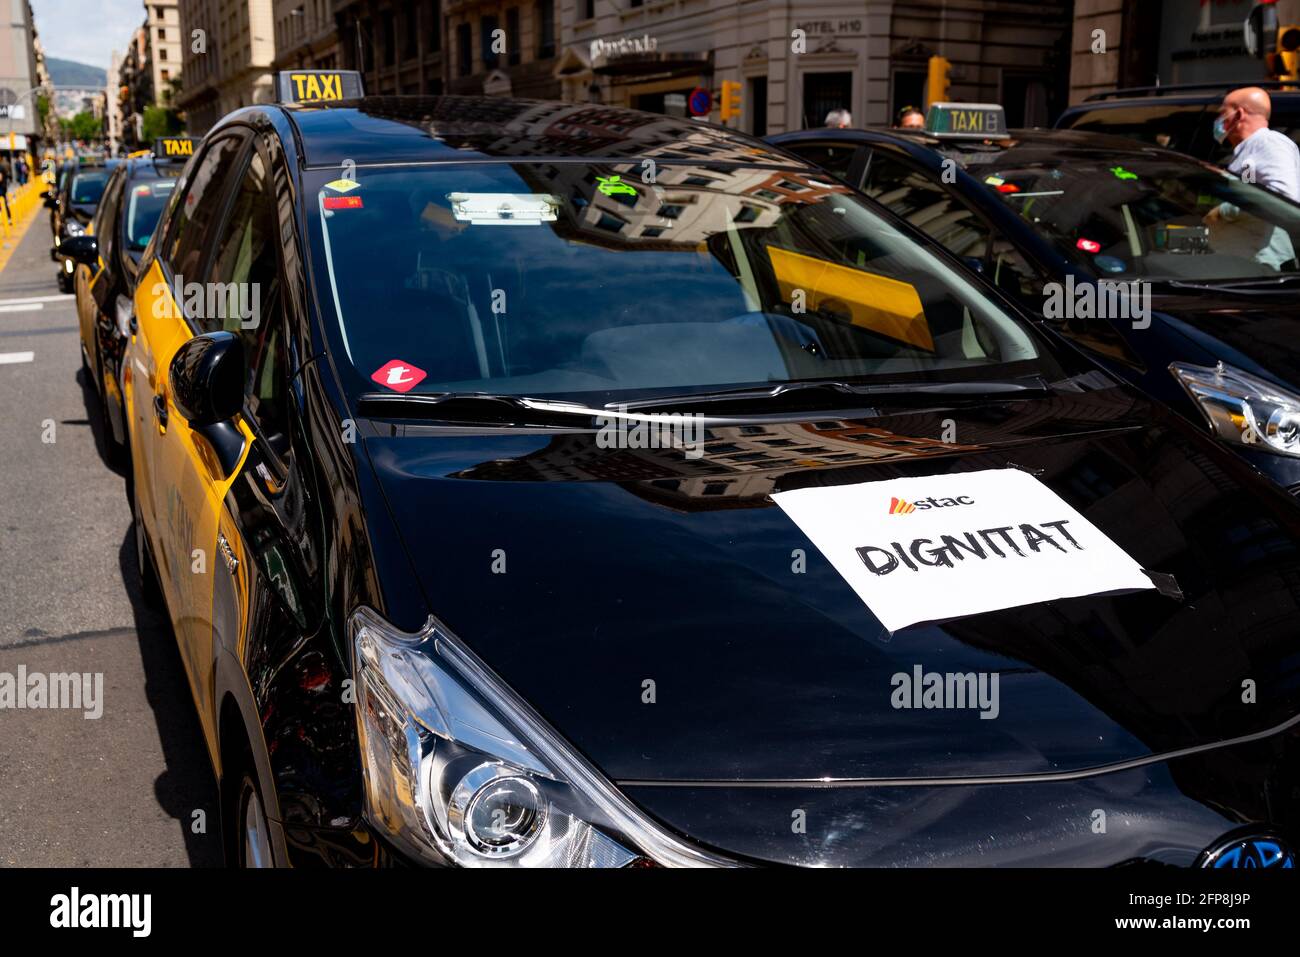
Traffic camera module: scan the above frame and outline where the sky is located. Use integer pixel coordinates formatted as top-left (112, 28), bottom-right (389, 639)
top-left (31, 0), bottom-right (145, 70)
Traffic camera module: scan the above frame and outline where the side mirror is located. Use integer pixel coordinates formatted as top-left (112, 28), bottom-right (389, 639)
top-left (169, 331), bottom-right (245, 428)
top-left (60, 234), bottom-right (97, 267)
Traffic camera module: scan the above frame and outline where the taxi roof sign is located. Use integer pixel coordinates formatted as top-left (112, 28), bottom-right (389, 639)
top-left (153, 136), bottom-right (196, 160)
top-left (275, 70), bottom-right (364, 104)
top-left (925, 102), bottom-right (1008, 140)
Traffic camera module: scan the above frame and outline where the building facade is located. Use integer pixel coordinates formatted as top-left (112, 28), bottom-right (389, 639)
top-left (0, 0), bottom-right (44, 138)
top-left (334, 0), bottom-right (445, 94)
top-left (118, 25), bottom-right (150, 146)
top-left (272, 0), bottom-right (341, 70)
top-left (1069, 0), bottom-right (1300, 104)
top-left (443, 0), bottom-right (560, 98)
top-left (147, 1), bottom-right (184, 107)
top-left (176, 0), bottom-right (276, 134)
top-left (555, 0), bottom-right (1071, 136)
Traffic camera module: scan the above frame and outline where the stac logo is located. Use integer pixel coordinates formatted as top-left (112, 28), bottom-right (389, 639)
top-left (888, 494), bottom-right (975, 515)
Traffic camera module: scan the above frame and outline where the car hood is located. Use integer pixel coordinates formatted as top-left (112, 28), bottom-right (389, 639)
top-left (361, 385), bottom-right (1300, 787)
top-left (1152, 290), bottom-right (1300, 389)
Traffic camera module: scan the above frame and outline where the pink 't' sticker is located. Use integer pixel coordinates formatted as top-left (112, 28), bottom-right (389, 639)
top-left (371, 359), bottom-right (427, 393)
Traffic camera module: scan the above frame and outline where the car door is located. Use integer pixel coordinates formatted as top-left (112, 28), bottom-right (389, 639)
top-left (155, 137), bottom-right (293, 757)
top-left (128, 131), bottom-right (251, 744)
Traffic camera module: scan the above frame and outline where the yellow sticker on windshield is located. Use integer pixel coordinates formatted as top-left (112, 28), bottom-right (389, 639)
top-left (325, 178), bottom-right (360, 192)
top-left (767, 247), bottom-right (933, 352)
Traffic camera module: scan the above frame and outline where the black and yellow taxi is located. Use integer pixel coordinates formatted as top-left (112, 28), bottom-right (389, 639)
top-left (61, 137), bottom-right (193, 464)
top-left (769, 105), bottom-right (1300, 495)
top-left (119, 72), bottom-right (1300, 868)
top-left (46, 156), bottom-right (120, 292)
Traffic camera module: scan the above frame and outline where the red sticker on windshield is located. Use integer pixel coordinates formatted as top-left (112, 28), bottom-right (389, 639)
top-left (371, 359), bottom-right (427, 393)
top-left (324, 195), bottom-right (363, 210)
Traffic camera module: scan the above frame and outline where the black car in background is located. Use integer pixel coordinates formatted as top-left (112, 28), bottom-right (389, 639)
top-left (45, 159), bottom-right (119, 292)
top-left (83, 85), bottom-right (1300, 868)
top-left (769, 123), bottom-right (1300, 493)
top-left (1055, 81), bottom-right (1300, 163)
top-left (62, 143), bottom-right (188, 464)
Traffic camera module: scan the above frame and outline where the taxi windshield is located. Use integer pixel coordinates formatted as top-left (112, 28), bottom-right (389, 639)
top-left (70, 171), bottom-right (108, 205)
top-left (308, 162), bottom-right (1049, 401)
top-left (954, 148), bottom-right (1300, 281)
top-left (124, 177), bottom-right (178, 250)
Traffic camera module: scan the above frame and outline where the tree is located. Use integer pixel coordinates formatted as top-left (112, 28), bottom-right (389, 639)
top-left (142, 105), bottom-right (182, 142)
top-left (59, 110), bottom-right (101, 142)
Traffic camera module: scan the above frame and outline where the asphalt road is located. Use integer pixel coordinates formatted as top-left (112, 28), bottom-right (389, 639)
top-left (0, 212), bottom-right (220, 866)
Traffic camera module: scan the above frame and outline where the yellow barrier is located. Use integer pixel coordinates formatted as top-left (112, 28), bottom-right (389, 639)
top-left (1, 178), bottom-right (46, 239)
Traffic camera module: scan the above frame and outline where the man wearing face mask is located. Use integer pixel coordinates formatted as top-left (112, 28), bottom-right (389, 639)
top-left (1201, 87), bottom-right (1300, 270)
top-left (1214, 87), bottom-right (1300, 201)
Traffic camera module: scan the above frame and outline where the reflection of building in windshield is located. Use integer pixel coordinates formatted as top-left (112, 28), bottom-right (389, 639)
top-left (515, 162), bottom-right (849, 250)
top-left (355, 97), bottom-right (795, 164)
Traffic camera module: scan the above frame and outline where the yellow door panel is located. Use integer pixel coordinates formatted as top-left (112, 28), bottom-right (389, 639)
top-left (130, 258), bottom-right (256, 747)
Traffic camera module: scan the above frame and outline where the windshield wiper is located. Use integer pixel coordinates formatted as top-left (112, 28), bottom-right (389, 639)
top-left (357, 391), bottom-right (609, 424)
top-left (616, 377), bottom-right (1051, 412)
top-left (1164, 275), bottom-right (1300, 293)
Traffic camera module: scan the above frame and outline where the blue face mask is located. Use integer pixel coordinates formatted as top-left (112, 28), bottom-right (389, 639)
top-left (1213, 116), bottom-right (1229, 143)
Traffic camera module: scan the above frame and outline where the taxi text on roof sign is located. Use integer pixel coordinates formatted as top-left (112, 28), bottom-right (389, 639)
top-left (925, 102), bottom-right (1008, 140)
top-left (275, 70), bottom-right (365, 104)
top-left (154, 136), bottom-right (196, 159)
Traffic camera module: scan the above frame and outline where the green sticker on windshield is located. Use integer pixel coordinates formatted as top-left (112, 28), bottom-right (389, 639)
top-left (1110, 166), bottom-right (1138, 181)
top-left (596, 175), bottom-right (638, 198)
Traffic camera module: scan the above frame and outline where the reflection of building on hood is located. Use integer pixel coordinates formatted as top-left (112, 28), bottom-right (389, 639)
top-left (454, 418), bottom-right (985, 511)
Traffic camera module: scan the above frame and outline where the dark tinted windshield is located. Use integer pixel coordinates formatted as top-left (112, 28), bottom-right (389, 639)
top-left (70, 171), bottom-right (109, 205)
top-left (123, 177), bottom-right (179, 249)
top-left (308, 162), bottom-right (1048, 401)
top-left (948, 148), bottom-right (1300, 281)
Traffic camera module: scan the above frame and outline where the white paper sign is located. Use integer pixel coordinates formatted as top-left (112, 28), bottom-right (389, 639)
top-left (772, 468), bottom-right (1154, 633)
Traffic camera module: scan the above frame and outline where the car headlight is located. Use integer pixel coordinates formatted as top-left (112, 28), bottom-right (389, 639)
top-left (349, 606), bottom-right (737, 867)
top-left (65, 221), bottom-right (85, 237)
top-left (1171, 361), bottom-right (1300, 457)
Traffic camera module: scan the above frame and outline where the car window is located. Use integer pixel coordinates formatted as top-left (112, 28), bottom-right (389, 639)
top-left (123, 177), bottom-right (180, 252)
top-left (951, 147), bottom-right (1300, 281)
top-left (1056, 103), bottom-right (1210, 154)
top-left (165, 132), bottom-right (250, 286)
top-left (92, 169), bottom-right (125, 263)
top-left (308, 161), bottom-right (1055, 403)
top-left (205, 146), bottom-right (288, 450)
top-left (70, 170), bottom-right (109, 205)
top-left (862, 152), bottom-right (993, 261)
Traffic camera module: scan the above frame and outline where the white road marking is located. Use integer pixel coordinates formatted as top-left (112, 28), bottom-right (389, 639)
top-left (0, 294), bottom-right (73, 306)
top-left (0, 351), bottom-right (35, 364)
top-left (0, 302), bottom-right (44, 313)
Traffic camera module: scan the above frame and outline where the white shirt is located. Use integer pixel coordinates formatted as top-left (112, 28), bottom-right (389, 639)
top-left (1229, 127), bottom-right (1300, 202)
